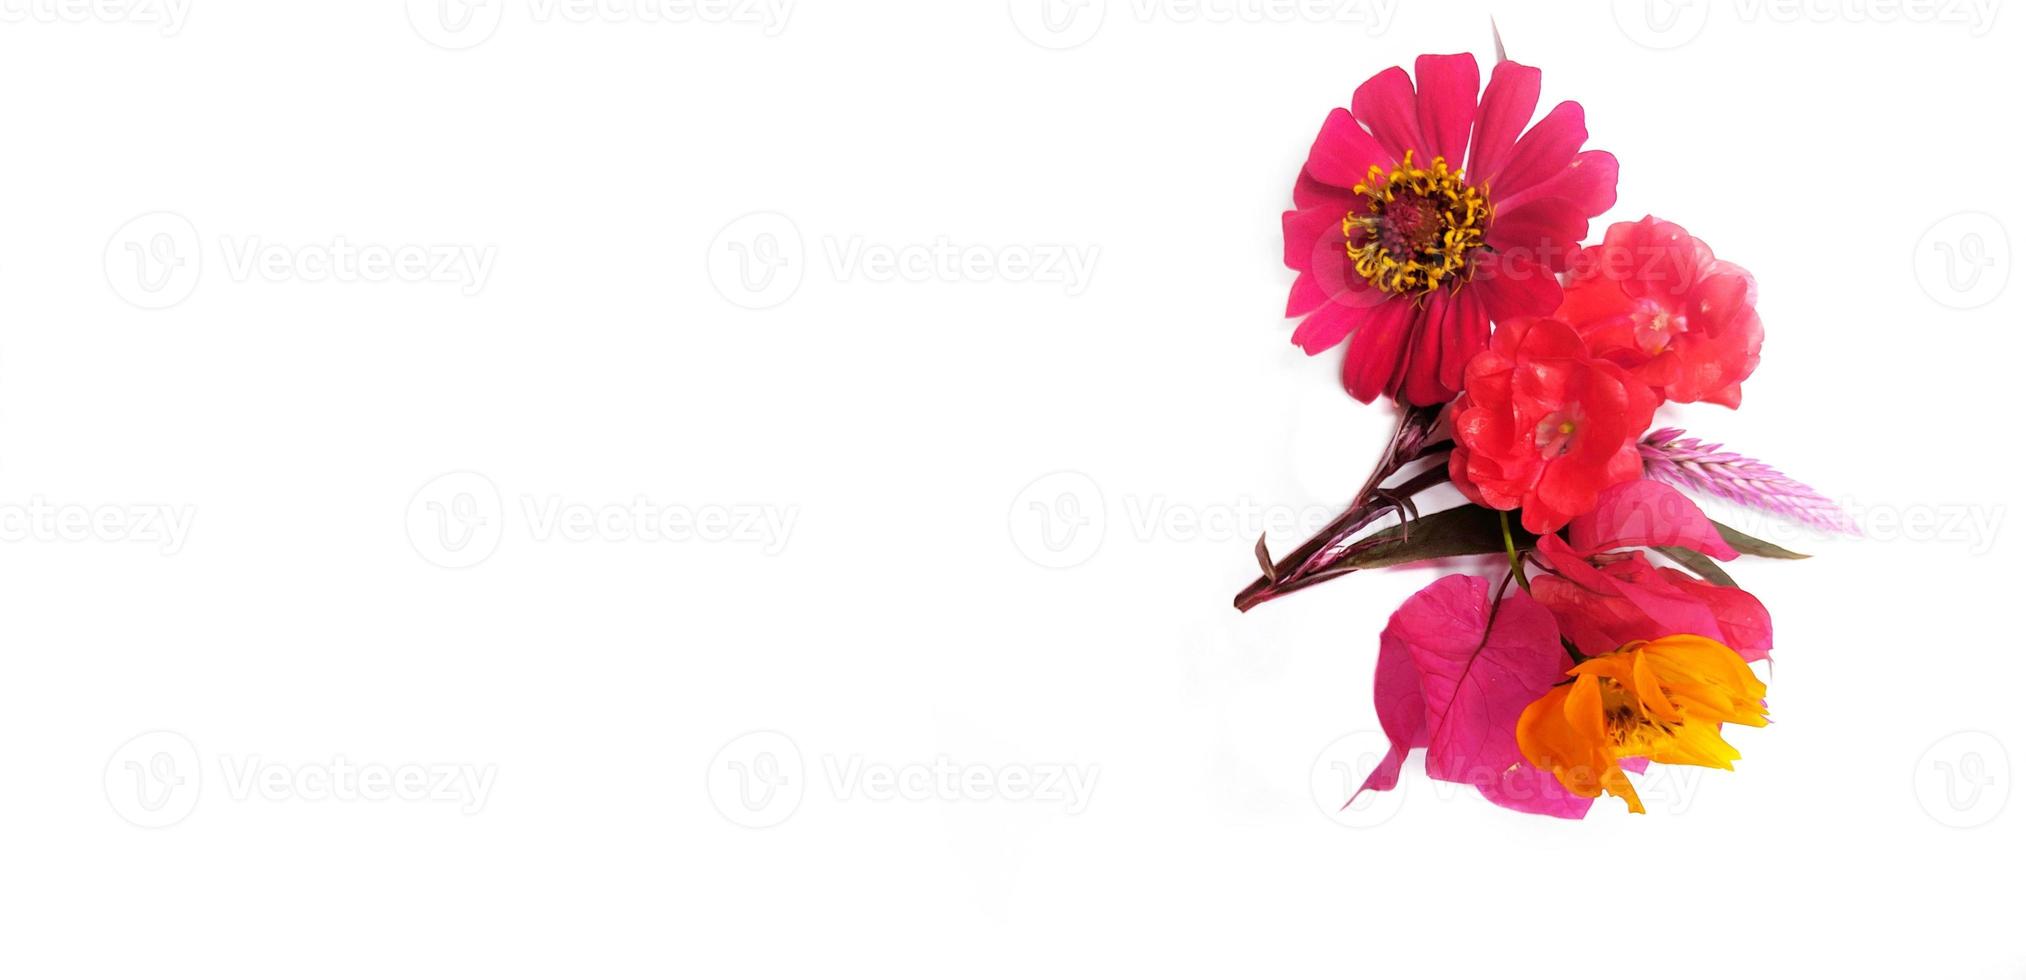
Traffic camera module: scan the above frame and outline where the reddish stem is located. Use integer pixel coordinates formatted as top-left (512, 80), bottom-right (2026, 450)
top-left (1233, 404), bottom-right (1451, 612)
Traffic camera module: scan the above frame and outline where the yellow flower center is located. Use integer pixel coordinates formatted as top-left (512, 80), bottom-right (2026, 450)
top-left (1630, 298), bottom-right (1688, 355)
top-left (1344, 152), bottom-right (1491, 295)
top-left (1534, 408), bottom-right (1583, 459)
top-left (1598, 683), bottom-right (1684, 758)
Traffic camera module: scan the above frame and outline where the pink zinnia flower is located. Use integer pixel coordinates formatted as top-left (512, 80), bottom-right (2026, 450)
top-left (1283, 54), bottom-right (1618, 405)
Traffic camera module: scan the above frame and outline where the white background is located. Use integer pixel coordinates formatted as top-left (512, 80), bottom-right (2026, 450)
top-left (2, 0), bottom-right (2019, 975)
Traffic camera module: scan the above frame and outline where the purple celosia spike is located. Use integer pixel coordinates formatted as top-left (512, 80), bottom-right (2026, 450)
top-left (1639, 428), bottom-right (1860, 536)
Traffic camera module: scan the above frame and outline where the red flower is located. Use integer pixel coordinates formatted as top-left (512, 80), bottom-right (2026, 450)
top-left (1557, 217), bottom-right (1764, 408)
top-left (1448, 318), bottom-right (1658, 534)
top-left (1283, 53), bottom-right (1618, 405)
top-left (1531, 481), bottom-right (1774, 661)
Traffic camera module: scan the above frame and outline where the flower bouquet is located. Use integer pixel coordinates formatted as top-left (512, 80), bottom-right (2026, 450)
top-left (1241, 42), bottom-right (1850, 817)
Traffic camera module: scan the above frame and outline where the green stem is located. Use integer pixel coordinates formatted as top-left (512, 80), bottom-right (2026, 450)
top-left (1499, 511), bottom-right (1529, 592)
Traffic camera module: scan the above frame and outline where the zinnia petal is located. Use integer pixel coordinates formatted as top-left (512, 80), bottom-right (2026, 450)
top-left (1492, 100), bottom-right (1587, 202)
top-left (1498, 149), bottom-right (1618, 217)
top-left (1470, 255), bottom-right (1563, 320)
top-left (1352, 66), bottom-right (1423, 164)
top-left (1303, 107), bottom-right (1393, 189)
top-left (1291, 293), bottom-right (1384, 355)
top-left (1413, 53), bottom-right (1479, 166)
top-left (1339, 298), bottom-right (1419, 402)
top-left (1464, 60), bottom-right (1541, 186)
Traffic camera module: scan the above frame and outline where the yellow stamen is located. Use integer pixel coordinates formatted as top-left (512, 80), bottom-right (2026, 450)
top-left (1343, 152), bottom-right (1491, 296)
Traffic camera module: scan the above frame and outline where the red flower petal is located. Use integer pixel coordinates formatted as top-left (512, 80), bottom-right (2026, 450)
top-left (1282, 205), bottom-right (1345, 272)
top-left (1499, 149), bottom-right (1619, 217)
top-left (1471, 254), bottom-right (1563, 321)
top-left (1373, 575), bottom-right (1594, 818)
top-left (1291, 292), bottom-right (1384, 355)
top-left (1485, 197), bottom-right (1589, 267)
top-left (1284, 271), bottom-right (1328, 318)
top-left (1352, 65), bottom-right (1423, 164)
top-left (1302, 107), bottom-right (1393, 190)
top-left (1413, 53), bottom-right (1479, 166)
top-left (1493, 100), bottom-right (1587, 202)
top-left (1568, 480), bottom-right (1741, 559)
top-left (1403, 284), bottom-right (1489, 403)
top-left (1558, 217), bottom-right (1766, 408)
top-left (1339, 297), bottom-right (1418, 402)
top-left (1464, 60), bottom-right (1541, 187)
top-left (1357, 619), bottom-right (1429, 800)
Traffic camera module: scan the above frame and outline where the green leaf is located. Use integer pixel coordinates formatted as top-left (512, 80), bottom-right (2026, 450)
top-left (1655, 546), bottom-right (1740, 588)
top-left (1713, 521), bottom-right (1810, 560)
top-left (1333, 505), bottom-right (1532, 572)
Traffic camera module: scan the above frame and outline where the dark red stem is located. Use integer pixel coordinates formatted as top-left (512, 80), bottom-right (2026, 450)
top-left (1233, 404), bottom-right (1451, 612)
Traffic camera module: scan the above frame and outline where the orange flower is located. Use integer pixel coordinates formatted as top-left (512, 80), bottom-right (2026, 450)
top-left (1516, 635), bottom-right (1768, 814)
